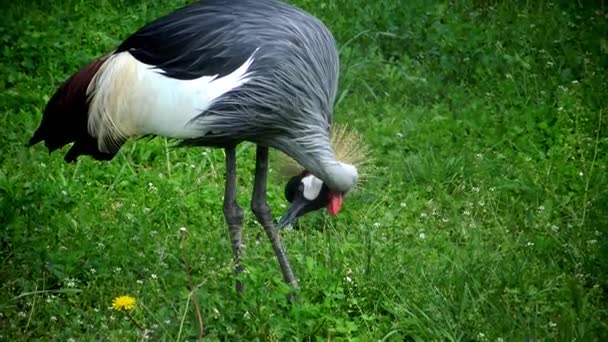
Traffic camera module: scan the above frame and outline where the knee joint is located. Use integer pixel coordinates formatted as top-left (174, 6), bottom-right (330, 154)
top-left (223, 202), bottom-right (244, 224)
top-left (251, 200), bottom-right (270, 221)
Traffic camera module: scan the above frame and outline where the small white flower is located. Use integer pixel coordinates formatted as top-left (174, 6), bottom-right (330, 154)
top-left (400, 202), bottom-right (407, 208)
top-left (549, 321), bottom-right (557, 328)
top-left (61, 190), bottom-right (68, 196)
top-left (114, 267), bottom-right (121, 274)
top-left (179, 227), bottom-right (188, 238)
top-left (50, 316), bottom-right (57, 322)
top-left (551, 224), bottom-right (559, 232)
top-left (396, 132), bottom-right (404, 138)
top-left (419, 232), bottom-right (427, 240)
top-left (373, 222), bottom-right (381, 228)
top-left (90, 268), bottom-right (96, 274)
top-left (587, 239), bottom-right (597, 245)
top-left (164, 319), bottom-right (171, 325)
top-left (526, 241), bottom-right (535, 247)
top-left (345, 275), bottom-right (353, 283)
top-left (442, 217), bottom-right (449, 223)
top-left (579, 171), bottom-right (584, 177)
top-left (420, 213), bottom-right (428, 219)
top-left (472, 187), bottom-right (480, 193)
top-left (463, 210), bottom-right (471, 216)
top-left (538, 205), bottom-right (545, 212)
top-left (143, 207), bottom-right (151, 213)
top-left (476, 153), bottom-right (483, 159)
top-left (478, 200), bottom-right (485, 207)
top-left (67, 338), bottom-right (76, 342)
top-left (151, 274), bottom-right (158, 280)
top-left (18, 311), bottom-right (27, 318)
top-left (505, 73), bottom-right (513, 79)
top-left (65, 278), bottom-right (77, 288)
top-left (137, 279), bottom-right (144, 285)
top-left (496, 338), bottom-right (504, 342)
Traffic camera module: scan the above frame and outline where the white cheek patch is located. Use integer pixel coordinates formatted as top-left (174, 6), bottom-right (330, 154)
top-left (301, 175), bottom-right (324, 201)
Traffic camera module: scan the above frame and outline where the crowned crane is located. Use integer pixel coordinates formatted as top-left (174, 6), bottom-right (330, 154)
top-left (28, 0), bottom-right (360, 291)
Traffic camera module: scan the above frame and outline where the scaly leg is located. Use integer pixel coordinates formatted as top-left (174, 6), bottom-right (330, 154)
top-left (250, 146), bottom-right (298, 289)
top-left (223, 146), bottom-right (244, 294)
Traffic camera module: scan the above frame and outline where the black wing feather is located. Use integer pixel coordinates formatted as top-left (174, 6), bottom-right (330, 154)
top-left (116, 0), bottom-right (257, 80)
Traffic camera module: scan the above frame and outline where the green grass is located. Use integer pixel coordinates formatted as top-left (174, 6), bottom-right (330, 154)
top-left (1, 0), bottom-right (608, 340)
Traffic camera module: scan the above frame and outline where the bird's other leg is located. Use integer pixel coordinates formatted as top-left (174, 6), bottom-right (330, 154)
top-left (251, 145), bottom-right (299, 289)
top-left (223, 146), bottom-right (245, 294)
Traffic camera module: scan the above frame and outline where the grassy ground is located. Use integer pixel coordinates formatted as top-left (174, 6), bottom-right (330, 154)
top-left (1, 0), bottom-right (607, 340)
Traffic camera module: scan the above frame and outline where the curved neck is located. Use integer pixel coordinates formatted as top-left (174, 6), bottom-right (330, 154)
top-left (271, 135), bottom-right (357, 193)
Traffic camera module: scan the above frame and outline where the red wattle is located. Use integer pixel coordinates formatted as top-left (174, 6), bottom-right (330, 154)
top-left (328, 193), bottom-right (343, 216)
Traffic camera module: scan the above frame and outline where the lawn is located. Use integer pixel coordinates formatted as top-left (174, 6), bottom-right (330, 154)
top-left (1, 0), bottom-right (607, 340)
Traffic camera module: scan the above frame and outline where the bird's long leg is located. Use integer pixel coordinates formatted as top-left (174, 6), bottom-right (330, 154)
top-left (223, 146), bottom-right (245, 294)
top-left (251, 145), bottom-right (299, 289)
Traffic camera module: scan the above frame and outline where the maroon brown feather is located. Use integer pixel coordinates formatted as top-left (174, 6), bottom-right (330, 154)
top-left (29, 54), bottom-right (124, 162)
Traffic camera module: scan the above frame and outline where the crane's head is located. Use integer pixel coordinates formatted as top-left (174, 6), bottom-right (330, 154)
top-left (275, 125), bottom-right (368, 228)
top-left (277, 167), bottom-right (354, 228)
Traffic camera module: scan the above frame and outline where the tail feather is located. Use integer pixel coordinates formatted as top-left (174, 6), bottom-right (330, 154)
top-left (29, 54), bottom-right (124, 163)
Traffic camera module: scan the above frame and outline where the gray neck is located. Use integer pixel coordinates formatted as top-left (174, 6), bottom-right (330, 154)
top-left (271, 135), bottom-right (358, 193)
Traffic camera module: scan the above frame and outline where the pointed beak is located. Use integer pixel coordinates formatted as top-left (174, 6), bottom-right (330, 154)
top-left (277, 196), bottom-right (309, 229)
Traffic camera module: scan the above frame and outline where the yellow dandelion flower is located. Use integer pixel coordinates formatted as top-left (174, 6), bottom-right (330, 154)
top-left (112, 295), bottom-right (136, 311)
